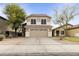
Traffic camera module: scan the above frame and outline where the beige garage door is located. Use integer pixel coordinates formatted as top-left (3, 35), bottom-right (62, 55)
top-left (30, 29), bottom-right (48, 37)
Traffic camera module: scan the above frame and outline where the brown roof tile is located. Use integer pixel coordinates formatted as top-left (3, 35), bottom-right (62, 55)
top-left (0, 16), bottom-right (7, 21)
top-left (26, 14), bottom-right (51, 19)
top-left (67, 25), bottom-right (79, 30)
top-left (52, 24), bottom-right (73, 30)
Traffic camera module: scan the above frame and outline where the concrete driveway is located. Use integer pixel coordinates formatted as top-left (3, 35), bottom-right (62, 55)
top-left (19, 38), bottom-right (63, 45)
top-left (0, 38), bottom-right (79, 56)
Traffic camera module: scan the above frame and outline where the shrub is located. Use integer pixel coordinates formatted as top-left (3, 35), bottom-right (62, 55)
top-left (0, 35), bottom-right (4, 41)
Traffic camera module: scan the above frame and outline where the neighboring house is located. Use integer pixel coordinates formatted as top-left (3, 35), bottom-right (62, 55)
top-left (0, 16), bottom-right (16, 37)
top-left (52, 24), bottom-right (73, 36)
top-left (0, 16), bottom-right (8, 34)
top-left (67, 25), bottom-right (79, 37)
top-left (0, 16), bottom-right (22, 37)
top-left (23, 14), bottom-right (52, 37)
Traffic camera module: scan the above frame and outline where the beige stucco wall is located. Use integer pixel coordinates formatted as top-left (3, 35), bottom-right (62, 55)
top-left (0, 19), bottom-right (8, 33)
top-left (24, 17), bottom-right (51, 25)
top-left (25, 31), bottom-right (30, 37)
top-left (48, 28), bottom-right (52, 37)
top-left (67, 28), bottom-right (79, 36)
top-left (48, 31), bottom-right (52, 37)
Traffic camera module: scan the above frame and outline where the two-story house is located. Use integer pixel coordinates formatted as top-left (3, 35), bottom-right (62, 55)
top-left (23, 14), bottom-right (52, 37)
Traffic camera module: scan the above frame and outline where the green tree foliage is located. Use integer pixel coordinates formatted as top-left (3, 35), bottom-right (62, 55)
top-left (3, 4), bottom-right (26, 36)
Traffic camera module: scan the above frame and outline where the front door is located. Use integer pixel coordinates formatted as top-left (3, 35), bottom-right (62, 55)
top-left (56, 30), bottom-right (59, 36)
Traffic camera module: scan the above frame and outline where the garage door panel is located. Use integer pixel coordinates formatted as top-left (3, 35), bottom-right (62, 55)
top-left (30, 29), bottom-right (48, 37)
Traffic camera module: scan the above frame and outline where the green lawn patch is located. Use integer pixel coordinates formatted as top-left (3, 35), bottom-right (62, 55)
top-left (64, 37), bottom-right (79, 42)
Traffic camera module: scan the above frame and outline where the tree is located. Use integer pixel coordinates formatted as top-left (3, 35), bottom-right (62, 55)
top-left (53, 5), bottom-right (79, 40)
top-left (3, 4), bottom-right (26, 37)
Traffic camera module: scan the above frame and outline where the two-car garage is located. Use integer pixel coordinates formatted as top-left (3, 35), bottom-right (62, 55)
top-left (25, 25), bottom-right (52, 37)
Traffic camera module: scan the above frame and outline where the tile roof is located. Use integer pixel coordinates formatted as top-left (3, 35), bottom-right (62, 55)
top-left (52, 24), bottom-right (79, 30)
top-left (26, 14), bottom-right (51, 19)
top-left (52, 24), bottom-right (73, 30)
top-left (67, 24), bottom-right (79, 30)
top-left (0, 16), bottom-right (7, 21)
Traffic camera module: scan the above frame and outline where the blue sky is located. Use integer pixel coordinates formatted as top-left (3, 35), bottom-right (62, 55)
top-left (0, 3), bottom-right (79, 28)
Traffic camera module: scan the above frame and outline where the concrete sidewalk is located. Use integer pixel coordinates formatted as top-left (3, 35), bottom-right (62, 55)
top-left (0, 38), bottom-right (79, 56)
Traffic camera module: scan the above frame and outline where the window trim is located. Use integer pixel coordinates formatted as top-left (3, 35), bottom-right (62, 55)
top-left (41, 19), bottom-right (46, 24)
top-left (61, 31), bottom-right (64, 35)
top-left (31, 19), bottom-right (36, 24)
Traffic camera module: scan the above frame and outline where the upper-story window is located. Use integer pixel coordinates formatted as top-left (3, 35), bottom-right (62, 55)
top-left (31, 19), bottom-right (36, 24)
top-left (41, 19), bottom-right (46, 24)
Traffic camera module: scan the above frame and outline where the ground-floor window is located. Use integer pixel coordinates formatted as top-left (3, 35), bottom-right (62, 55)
top-left (61, 31), bottom-right (64, 35)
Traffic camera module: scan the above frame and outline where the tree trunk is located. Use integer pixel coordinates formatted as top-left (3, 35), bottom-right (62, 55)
top-left (65, 29), bottom-right (67, 37)
top-left (22, 27), bottom-right (26, 37)
top-left (65, 23), bottom-right (68, 37)
top-left (59, 23), bottom-right (63, 40)
top-left (15, 28), bottom-right (17, 37)
top-left (60, 23), bottom-right (68, 40)
top-left (60, 24), bottom-right (66, 40)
